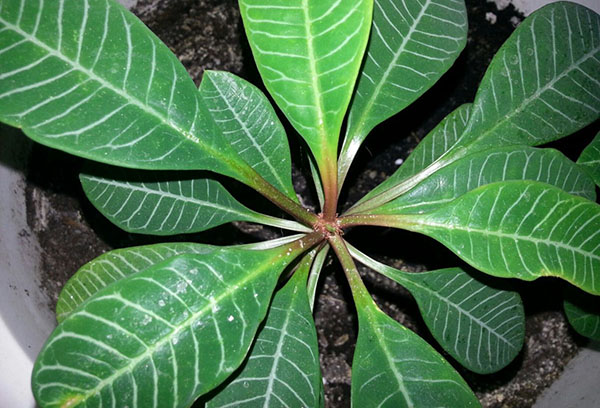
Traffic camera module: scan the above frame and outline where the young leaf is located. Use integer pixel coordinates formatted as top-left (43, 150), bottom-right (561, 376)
top-left (56, 242), bottom-right (216, 323)
top-left (352, 302), bottom-right (480, 407)
top-left (339, 0), bottom-right (468, 186)
top-left (80, 170), bottom-right (308, 236)
top-left (348, 103), bottom-right (472, 214)
top-left (400, 181), bottom-right (600, 295)
top-left (564, 288), bottom-right (600, 340)
top-left (352, 248), bottom-right (524, 374)
top-left (577, 130), bottom-right (600, 187)
top-left (372, 145), bottom-right (596, 215)
top-left (32, 240), bottom-right (317, 408)
top-left (206, 251), bottom-right (321, 407)
top-left (239, 0), bottom-right (373, 171)
top-left (0, 0), bottom-right (251, 180)
top-left (199, 71), bottom-right (298, 201)
top-left (464, 2), bottom-right (600, 149)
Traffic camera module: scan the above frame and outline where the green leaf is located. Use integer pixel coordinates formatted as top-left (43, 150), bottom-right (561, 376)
top-left (464, 2), bottom-right (600, 149)
top-left (33, 241), bottom-right (311, 407)
top-left (400, 180), bottom-right (600, 295)
top-left (348, 103), bottom-right (472, 214)
top-left (564, 288), bottom-right (600, 340)
top-left (56, 242), bottom-right (217, 323)
top-left (350, 3), bottom-right (600, 214)
top-left (199, 71), bottom-right (298, 201)
top-left (352, 302), bottom-right (480, 407)
top-left (239, 0), bottom-right (373, 168)
top-left (339, 0), bottom-right (467, 186)
top-left (0, 0), bottom-right (250, 180)
top-left (80, 169), bottom-right (307, 236)
top-left (349, 245), bottom-right (525, 374)
top-left (578, 131), bottom-right (600, 187)
top-left (372, 145), bottom-right (596, 215)
top-left (206, 252), bottom-right (321, 407)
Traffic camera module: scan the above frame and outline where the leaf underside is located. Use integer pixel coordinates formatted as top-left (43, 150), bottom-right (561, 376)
top-left (33, 246), bottom-right (296, 408)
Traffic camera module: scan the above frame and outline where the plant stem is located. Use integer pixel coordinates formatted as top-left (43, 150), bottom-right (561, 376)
top-left (344, 147), bottom-right (468, 215)
top-left (328, 234), bottom-right (372, 308)
top-left (338, 213), bottom-right (417, 229)
top-left (321, 157), bottom-right (339, 221)
top-left (242, 167), bottom-right (319, 227)
top-left (289, 231), bottom-right (325, 257)
top-left (249, 214), bottom-right (313, 233)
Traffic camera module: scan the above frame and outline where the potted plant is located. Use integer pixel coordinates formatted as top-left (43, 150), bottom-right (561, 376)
top-left (0, 0), bottom-right (598, 406)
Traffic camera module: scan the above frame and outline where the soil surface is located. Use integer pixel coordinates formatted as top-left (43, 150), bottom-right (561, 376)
top-left (23, 0), bottom-right (597, 407)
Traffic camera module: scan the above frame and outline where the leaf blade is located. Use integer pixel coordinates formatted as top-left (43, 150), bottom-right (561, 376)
top-left (239, 0), bottom-right (373, 167)
top-left (206, 252), bottom-right (321, 408)
top-left (404, 181), bottom-right (600, 295)
top-left (200, 71), bottom-right (298, 201)
top-left (465, 3), bottom-right (600, 148)
top-left (339, 0), bottom-right (467, 185)
top-left (56, 242), bottom-right (217, 323)
top-left (373, 145), bottom-right (596, 215)
top-left (0, 0), bottom-right (247, 179)
top-left (577, 130), bottom-right (600, 187)
top-left (349, 245), bottom-right (525, 374)
top-left (33, 243), bottom-right (309, 407)
top-left (564, 292), bottom-right (600, 341)
top-left (80, 170), bottom-right (297, 236)
top-left (352, 303), bottom-right (480, 407)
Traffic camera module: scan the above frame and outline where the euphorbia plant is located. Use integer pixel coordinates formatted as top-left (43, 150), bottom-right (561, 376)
top-left (1, 0), bottom-right (599, 406)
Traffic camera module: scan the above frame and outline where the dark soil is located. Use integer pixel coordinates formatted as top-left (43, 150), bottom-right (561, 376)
top-left (23, 0), bottom-right (596, 407)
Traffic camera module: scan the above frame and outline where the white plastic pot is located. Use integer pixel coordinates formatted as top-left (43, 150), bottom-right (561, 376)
top-left (0, 127), bottom-right (54, 407)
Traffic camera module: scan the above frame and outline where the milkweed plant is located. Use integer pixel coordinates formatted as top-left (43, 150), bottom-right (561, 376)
top-left (1, 0), bottom-right (599, 406)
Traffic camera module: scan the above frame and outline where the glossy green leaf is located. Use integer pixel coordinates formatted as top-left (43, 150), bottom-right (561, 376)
top-left (199, 71), bottom-right (298, 201)
top-left (206, 252), bottom-right (321, 407)
top-left (564, 289), bottom-right (600, 340)
top-left (350, 245), bottom-right (524, 373)
top-left (339, 0), bottom-right (467, 186)
top-left (464, 2), bottom-right (600, 149)
top-left (0, 0), bottom-right (252, 180)
top-left (372, 145), bottom-right (596, 215)
top-left (401, 181), bottom-right (600, 295)
top-left (239, 0), bottom-right (373, 168)
top-left (578, 131), bottom-right (600, 187)
top-left (80, 170), bottom-right (307, 236)
top-left (56, 242), bottom-right (217, 323)
top-left (348, 103), bottom-right (472, 214)
top-left (350, 2), bottom-right (600, 214)
top-left (33, 241), bottom-right (311, 408)
top-left (352, 302), bottom-right (479, 407)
